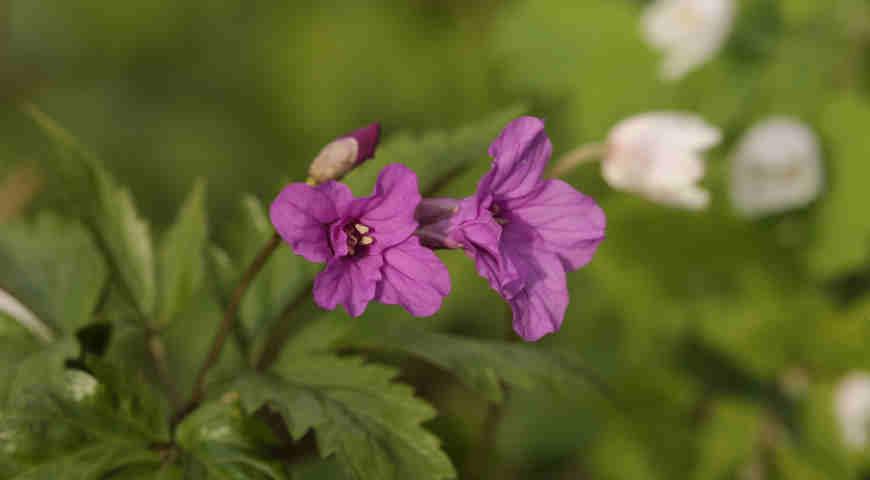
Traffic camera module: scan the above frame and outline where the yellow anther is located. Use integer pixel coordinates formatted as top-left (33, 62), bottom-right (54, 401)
top-left (359, 236), bottom-right (374, 246)
top-left (354, 224), bottom-right (370, 234)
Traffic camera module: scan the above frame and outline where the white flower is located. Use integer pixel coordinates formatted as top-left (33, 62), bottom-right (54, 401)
top-left (730, 117), bottom-right (824, 218)
top-left (834, 372), bottom-right (870, 449)
top-left (603, 112), bottom-right (721, 210)
top-left (642, 0), bottom-right (736, 80)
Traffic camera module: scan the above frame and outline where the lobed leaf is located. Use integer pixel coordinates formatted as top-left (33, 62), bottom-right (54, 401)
top-left (229, 355), bottom-right (456, 480)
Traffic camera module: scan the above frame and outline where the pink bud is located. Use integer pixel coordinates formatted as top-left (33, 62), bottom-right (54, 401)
top-left (307, 123), bottom-right (381, 184)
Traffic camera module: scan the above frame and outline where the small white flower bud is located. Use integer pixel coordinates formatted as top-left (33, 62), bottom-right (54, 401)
top-left (730, 117), bottom-right (824, 218)
top-left (604, 112), bottom-right (721, 210)
top-left (834, 372), bottom-right (870, 449)
top-left (643, 0), bottom-right (736, 80)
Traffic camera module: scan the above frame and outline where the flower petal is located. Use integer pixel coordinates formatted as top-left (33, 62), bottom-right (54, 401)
top-left (270, 182), bottom-right (348, 262)
top-left (502, 179), bottom-right (606, 270)
top-left (376, 237), bottom-right (451, 317)
top-left (313, 255), bottom-right (383, 317)
top-left (480, 116), bottom-right (552, 201)
top-left (352, 163), bottom-right (421, 252)
top-left (449, 196), bottom-right (524, 298)
top-left (501, 238), bottom-right (569, 342)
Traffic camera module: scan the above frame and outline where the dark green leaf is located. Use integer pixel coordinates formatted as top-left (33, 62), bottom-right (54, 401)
top-left (344, 319), bottom-right (601, 404)
top-left (175, 399), bottom-right (288, 479)
top-left (230, 355), bottom-right (456, 480)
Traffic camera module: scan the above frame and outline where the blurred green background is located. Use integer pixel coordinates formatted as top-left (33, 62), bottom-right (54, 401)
top-left (4, 0), bottom-right (870, 478)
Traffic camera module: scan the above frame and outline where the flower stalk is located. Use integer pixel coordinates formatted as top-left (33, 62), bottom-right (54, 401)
top-left (174, 232), bottom-right (281, 425)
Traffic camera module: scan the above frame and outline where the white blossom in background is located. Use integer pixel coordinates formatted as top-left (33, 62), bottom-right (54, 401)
top-left (730, 117), bottom-right (824, 218)
top-left (834, 372), bottom-right (870, 449)
top-left (642, 0), bottom-right (736, 80)
top-left (603, 112), bottom-right (721, 210)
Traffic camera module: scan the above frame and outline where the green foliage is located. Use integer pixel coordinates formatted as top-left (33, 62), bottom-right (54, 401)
top-left (175, 400), bottom-right (287, 479)
top-left (156, 179), bottom-right (208, 329)
top-left (0, 213), bottom-right (107, 334)
top-left (345, 318), bottom-right (599, 404)
top-left (810, 93), bottom-right (870, 278)
top-left (344, 105), bottom-right (527, 196)
top-left (25, 106), bottom-right (157, 319)
top-left (0, 359), bottom-right (168, 478)
top-left (231, 355), bottom-right (456, 480)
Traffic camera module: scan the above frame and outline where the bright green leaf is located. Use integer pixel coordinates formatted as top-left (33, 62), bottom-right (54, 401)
top-left (810, 93), bottom-right (870, 278)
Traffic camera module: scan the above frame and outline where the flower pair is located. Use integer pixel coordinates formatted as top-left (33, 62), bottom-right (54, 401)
top-left (270, 117), bottom-right (606, 341)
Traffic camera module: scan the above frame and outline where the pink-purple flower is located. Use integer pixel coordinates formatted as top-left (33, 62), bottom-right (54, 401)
top-left (270, 164), bottom-right (450, 317)
top-left (418, 117), bottom-right (606, 341)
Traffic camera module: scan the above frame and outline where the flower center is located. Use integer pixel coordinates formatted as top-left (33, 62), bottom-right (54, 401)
top-left (343, 222), bottom-right (374, 256)
top-left (490, 204), bottom-right (508, 225)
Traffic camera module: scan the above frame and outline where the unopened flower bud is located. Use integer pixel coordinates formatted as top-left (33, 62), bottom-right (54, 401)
top-left (643, 0), bottom-right (736, 80)
top-left (603, 112), bottom-right (721, 210)
top-left (834, 372), bottom-right (870, 449)
top-left (730, 117), bottom-right (824, 218)
top-left (307, 123), bottom-right (381, 185)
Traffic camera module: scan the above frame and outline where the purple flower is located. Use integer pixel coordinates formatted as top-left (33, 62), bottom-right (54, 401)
top-left (270, 164), bottom-right (450, 317)
top-left (419, 117), bottom-right (606, 341)
top-left (307, 123), bottom-right (381, 184)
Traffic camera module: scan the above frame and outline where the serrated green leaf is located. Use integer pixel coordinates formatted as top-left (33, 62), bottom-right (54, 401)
top-left (1, 359), bottom-right (168, 477)
top-left (230, 355), bottom-right (456, 480)
top-left (8, 442), bottom-right (161, 480)
top-left (156, 180), bottom-right (208, 329)
top-left (175, 400), bottom-right (288, 480)
top-left (0, 213), bottom-right (107, 334)
top-left (344, 318), bottom-right (599, 404)
top-left (26, 105), bottom-right (156, 318)
top-left (90, 166), bottom-right (157, 319)
top-left (810, 93), bottom-right (870, 278)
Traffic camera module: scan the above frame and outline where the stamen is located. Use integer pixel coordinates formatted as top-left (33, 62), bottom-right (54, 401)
top-left (354, 223), bottom-right (370, 234)
top-left (359, 236), bottom-right (374, 246)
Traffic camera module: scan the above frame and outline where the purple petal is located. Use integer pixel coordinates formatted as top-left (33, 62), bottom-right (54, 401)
top-left (352, 164), bottom-right (421, 252)
top-left (502, 179), bottom-right (606, 270)
top-left (376, 237), bottom-right (451, 317)
top-left (313, 255), bottom-right (383, 317)
top-left (448, 196), bottom-right (523, 297)
top-left (343, 123), bottom-right (381, 166)
top-left (270, 182), bottom-right (348, 262)
top-left (479, 116), bottom-right (552, 201)
top-left (501, 229), bottom-right (569, 341)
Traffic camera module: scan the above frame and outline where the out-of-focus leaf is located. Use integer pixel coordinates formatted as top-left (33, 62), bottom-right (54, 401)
top-left (0, 213), bottom-right (107, 334)
top-left (26, 104), bottom-right (156, 318)
top-left (810, 93), bottom-right (870, 278)
top-left (175, 400), bottom-right (287, 479)
top-left (692, 400), bottom-right (763, 480)
top-left (230, 355), bottom-right (456, 480)
top-left (156, 180), bottom-right (207, 329)
top-left (345, 105), bottom-right (527, 196)
top-left (344, 318), bottom-right (599, 404)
